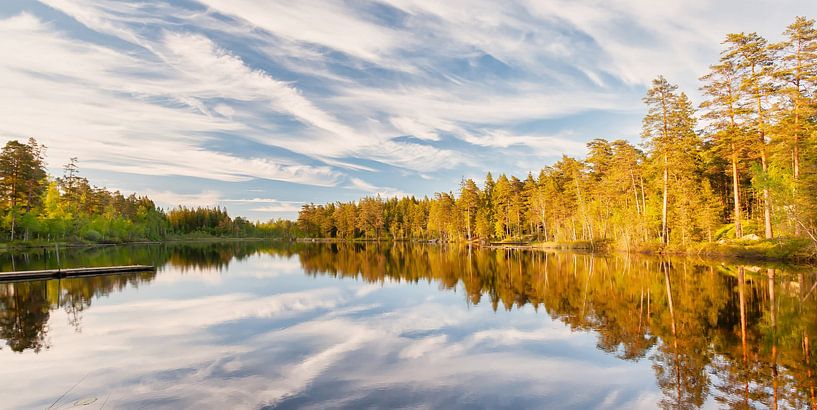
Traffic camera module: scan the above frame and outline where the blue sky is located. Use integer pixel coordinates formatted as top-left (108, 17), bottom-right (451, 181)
top-left (1, 1), bottom-right (814, 220)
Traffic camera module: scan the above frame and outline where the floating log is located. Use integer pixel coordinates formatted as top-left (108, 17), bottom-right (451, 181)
top-left (0, 265), bottom-right (156, 282)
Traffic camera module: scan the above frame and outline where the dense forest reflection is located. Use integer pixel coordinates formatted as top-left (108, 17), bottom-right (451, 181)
top-left (1, 242), bottom-right (816, 408)
top-left (296, 244), bottom-right (817, 409)
top-left (0, 240), bottom-right (283, 273)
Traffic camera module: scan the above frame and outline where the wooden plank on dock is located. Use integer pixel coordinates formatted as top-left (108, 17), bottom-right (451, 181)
top-left (0, 265), bottom-right (156, 282)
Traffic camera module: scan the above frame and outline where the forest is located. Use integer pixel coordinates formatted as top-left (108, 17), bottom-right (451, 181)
top-left (0, 139), bottom-right (297, 244)
top-left (297, 17), bottom-right (817, 258)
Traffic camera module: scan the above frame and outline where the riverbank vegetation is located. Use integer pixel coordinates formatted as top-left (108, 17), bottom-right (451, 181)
top-left (297, 17), bottom-right (817, 260)
top-left (0, 140), bottom-right (297, 246)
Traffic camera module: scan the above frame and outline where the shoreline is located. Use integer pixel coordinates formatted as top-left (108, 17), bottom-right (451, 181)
top-left (0, 237), bottom-right (282, 252)
top-left (296, 237), bottom-right (817, 265)
top-left (1, 237), bottom-right (813, 266)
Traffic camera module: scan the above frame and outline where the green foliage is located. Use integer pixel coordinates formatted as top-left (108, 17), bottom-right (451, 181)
top-left (82, 229), bottom-right (103, 242)
top-left (714, 221), bottom-right (761, 241)
top-left (694, 238), bottom-right (816, 261)
top-left (0, 139), bottom-right (295, 244)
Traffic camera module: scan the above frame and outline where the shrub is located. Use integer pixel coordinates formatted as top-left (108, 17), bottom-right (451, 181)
top-left (82, 229), bottom-right (103, 242)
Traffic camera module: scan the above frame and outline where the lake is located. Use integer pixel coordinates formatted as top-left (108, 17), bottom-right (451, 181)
top-left (0, 242), bottom-right (815, 409)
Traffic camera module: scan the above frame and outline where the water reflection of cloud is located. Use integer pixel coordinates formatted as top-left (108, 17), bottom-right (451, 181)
top-left (399, 334), bottom-right (447, 359)
top-left (154, 255), bottom-right (305, 286)
top-left (1, 258), bottom-right (658, 409)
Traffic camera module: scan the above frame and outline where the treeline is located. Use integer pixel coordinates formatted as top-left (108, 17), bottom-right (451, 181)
top-left (165, 206), bottom-right (296, 238)
top-left (298, 17), bottom-right (817, 251)
top-left (0, 139), bottom-right (297, 243)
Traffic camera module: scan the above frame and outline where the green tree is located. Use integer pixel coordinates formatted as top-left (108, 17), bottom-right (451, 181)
top-left (701, 58), bottom-right (749, 239)
top-left (458, 178), bottom-right (481, 241)
top-left (642, 76), bottom-right (678, 244)
top-left (0, 139), bottom-right (47, 240)
top-left (774, 17), bottom-right (817, 237)
top-left (724, 32), bottom-right (777, 239)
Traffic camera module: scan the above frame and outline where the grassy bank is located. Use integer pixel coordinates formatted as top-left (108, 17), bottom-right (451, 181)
top-left (667, 238), bottom-right (816, 263)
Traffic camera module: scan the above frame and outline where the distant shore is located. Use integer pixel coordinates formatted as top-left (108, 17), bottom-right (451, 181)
top-left (0, 236), bottom-right (282, 252)
top-left (2, 236), bottom-right (813, 265)
top-left (295, 237), bottom-right (817, 264)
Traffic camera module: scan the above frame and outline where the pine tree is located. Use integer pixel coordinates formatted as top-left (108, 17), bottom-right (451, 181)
top-left (492, 175), bottom-right (512, 238)
top-left (724, 32), bottom-right (777, 238)
top-left (701, 58), bottom-right (749, 239)
top-left (458, 178), bottom-right (481, 241)
top-left (774, 17), bottom-right (817, 236)
top-left (642, 76), bottom-right (678, 244)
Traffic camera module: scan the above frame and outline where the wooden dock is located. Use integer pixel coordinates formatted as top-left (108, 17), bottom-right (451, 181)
top-left (0, 265), bottom-right (156, 282)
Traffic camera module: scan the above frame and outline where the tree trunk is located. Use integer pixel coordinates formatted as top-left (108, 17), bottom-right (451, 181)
top-left (662, 154), bottom-right (669, 244)
top-left (794, 114), bottom-right (801, 180)
top-left (540, 208), bottom-right (548, 241)
top-left (466, 209), bottom-right (471, 241)
top-left (761, 149), bottom-right (773, 239)
top-left (756, 76), bottom-right (773, 239)
top-left (794, 115), bottom-right (801, 236)
top-left (630, 171), bottom-right (641, 216)
top-left (639, 175), bottom-right (647, 221)
top-left (731, 147), bottom-right (743, 238)
top-left (9, 210), bottom-right (15, 242)
top-left (575, 178), bottom-right (592, 245)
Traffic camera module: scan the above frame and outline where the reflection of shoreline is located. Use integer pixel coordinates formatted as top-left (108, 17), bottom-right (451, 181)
top-left (1, 242), bottom-right (815, 408)
top-left (294, 243), bottom-right (817, 409)
top-left (296, 237), bottom-right (817, 265)
top-left (0, 241), bottom-right (284, 273)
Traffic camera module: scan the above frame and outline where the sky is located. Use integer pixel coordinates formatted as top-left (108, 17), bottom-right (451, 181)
top-left (1, 1), bottom-right (815, 220)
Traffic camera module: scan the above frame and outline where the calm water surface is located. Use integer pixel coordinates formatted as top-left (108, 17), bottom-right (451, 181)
top-left (0, 242), bottom-right (815, 409)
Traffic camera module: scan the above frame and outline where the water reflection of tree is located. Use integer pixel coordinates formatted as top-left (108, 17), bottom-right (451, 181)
top-left (0, 241), bottom-right (276, 353)
top-left (0, 271), bottom-right (158, 352)
top-left (0, 281), bottom-right (52, 352)
top-left (294, 243), bottom-right (817, 409)
top-left (0, 240), bottom-right (281, 273)
top-left (2, 241), bottom-right (816, 408)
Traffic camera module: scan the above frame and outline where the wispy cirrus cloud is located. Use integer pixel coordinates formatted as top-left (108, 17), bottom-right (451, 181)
top-left (348, 178), bottom-right (409, 199)
top-left (0, 12), bottom-right (342, 186)
top-left (196, 0), bottom-right (408, 68)
top-left (142, 190), bottom-right (305, 214)
top-left (222, 197), bottom-right (305, 213)
top-left (0, 0), bottom-right (813, 218)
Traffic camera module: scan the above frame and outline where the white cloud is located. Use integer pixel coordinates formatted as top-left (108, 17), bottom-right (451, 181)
top-left (29, 1), bottom-right (468, 173)
top-left (220, 198), bottom-right (304, 214)
top-left (143, 189), bottom-right (223, 208)
top-left (462, 131), bottom-right (588, 157)
top-left (1, 0), bottom-right (813, 209)
top-left (197, 0), bottom-right (407, 68)
top-left (0, 12), bottom-right (343, 186)
top-left (349, 177), bottom-right (409, 198)
top-left (140, 192), bottom-right (306, 213)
